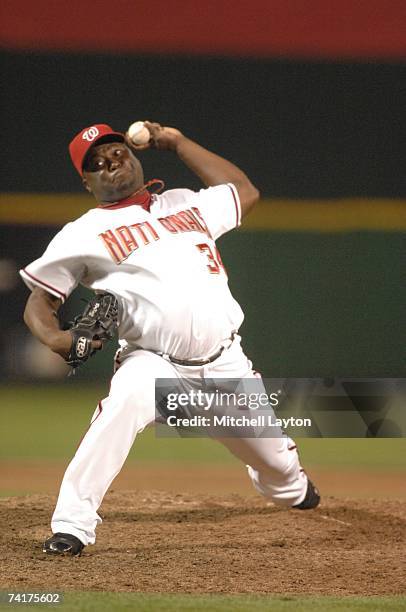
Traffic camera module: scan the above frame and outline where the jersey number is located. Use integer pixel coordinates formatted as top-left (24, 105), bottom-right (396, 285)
top-left (196, 243), bottom-right (226, 275)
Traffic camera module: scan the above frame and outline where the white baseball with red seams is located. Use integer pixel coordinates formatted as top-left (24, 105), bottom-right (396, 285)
top-left (20, 182), bottom-right (308, 546)
top-left (127, 121), bottom-right (150, 145)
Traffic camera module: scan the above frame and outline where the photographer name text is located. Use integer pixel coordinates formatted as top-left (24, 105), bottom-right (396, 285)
top-left (166, 415), bottom-right (311, 428)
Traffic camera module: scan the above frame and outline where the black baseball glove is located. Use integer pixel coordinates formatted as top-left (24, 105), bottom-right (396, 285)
top-left (65, 292), bottom-right (119, 370)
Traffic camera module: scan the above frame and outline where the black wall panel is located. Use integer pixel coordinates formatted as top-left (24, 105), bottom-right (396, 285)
top-left (2, 52), bottom-right (405, 197)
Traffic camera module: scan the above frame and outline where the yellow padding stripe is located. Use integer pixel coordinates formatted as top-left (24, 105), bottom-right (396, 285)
top-left (242, 199), bottom-right (406, 231)
top-left (0, 194), bottom-right (92, 225)
top-left (0, 193), bottom-right (405, 231)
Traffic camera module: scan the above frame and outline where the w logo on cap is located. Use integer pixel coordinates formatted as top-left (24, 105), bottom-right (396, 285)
top-left (82, 126), bottom-right (100, 141)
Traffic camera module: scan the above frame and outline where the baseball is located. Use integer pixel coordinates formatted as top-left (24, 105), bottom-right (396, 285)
top-left (127, 121), bottom-right (150, 145)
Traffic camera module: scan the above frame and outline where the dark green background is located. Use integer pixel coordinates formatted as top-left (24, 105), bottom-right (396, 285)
top-left (221, 230), bottom-right (404, 377)
top-left (5, 226), bottom-right (403, 379)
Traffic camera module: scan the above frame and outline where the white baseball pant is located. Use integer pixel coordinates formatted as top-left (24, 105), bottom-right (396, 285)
top-left (51, 335), bottom-right (308, 545)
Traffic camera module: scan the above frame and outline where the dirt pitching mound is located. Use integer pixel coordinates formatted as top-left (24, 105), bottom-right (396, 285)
top-left (1, 491), bottom-right (405, 596)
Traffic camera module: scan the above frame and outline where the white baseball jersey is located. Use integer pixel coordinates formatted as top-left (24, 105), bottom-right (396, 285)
top-left (20, 183), bottom-right (244, 360)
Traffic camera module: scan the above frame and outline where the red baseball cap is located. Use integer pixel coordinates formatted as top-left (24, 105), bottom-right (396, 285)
top-left (69, 124), bottom-right (125, 176)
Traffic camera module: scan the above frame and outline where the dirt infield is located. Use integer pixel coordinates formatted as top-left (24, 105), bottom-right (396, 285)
top-left (1, 491), bottom-right (405, 596)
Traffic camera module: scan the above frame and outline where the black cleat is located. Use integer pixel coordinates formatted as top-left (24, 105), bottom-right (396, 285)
top-left (293, 478), bottom-right (320, 510)
top-left (43, 532), bottom-right (84, 556)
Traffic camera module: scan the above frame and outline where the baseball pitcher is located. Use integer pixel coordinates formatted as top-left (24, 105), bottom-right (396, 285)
top-left (21, 121), bottom-right (320, 556)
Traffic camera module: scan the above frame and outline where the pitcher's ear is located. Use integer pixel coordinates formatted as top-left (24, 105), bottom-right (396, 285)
top-left (82, 177), bottom-right (91, 193)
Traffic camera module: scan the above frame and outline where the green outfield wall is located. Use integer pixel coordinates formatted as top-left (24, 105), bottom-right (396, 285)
top-left (219, 230), bottom-right (404, 378)
top-left (3, 222), bottom-right (402, 380)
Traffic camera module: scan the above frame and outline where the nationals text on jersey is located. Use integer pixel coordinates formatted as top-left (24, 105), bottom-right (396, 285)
top-left (100, 206), bottom-right (211, 264)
